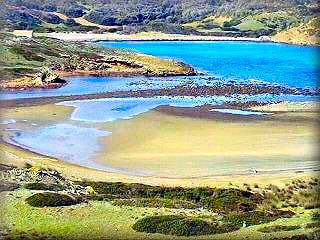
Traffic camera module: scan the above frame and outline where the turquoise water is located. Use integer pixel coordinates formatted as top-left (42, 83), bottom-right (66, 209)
top-left (2, 41), bottom-right (319, 100)
top-left (97, 41), bottom-right (320, 88)
top-left (2, 41), bottom-right (319, 172)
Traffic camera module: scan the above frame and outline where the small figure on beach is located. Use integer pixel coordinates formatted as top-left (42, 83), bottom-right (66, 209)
top-left (249, 168), bottom-right (258, 175)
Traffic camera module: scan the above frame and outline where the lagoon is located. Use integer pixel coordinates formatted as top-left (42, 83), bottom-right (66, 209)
top-left (1, 41), bottom-right (319, 177)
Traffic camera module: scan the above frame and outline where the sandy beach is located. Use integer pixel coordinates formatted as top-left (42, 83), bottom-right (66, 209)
top-left (1, 101), bottom-right (319, 188)
top-left (43, 31), bottom-right (273, 42)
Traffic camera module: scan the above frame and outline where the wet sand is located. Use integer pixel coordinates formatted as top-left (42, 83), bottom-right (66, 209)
top-left (0, 141), bottom-right (318, 188)
top-left (1, 101), bottom-right (319, 186)
top-left (95, 109), bottom-right (319, 178)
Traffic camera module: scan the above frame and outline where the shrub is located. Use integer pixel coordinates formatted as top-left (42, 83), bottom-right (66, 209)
top-left (304, 201), bottom-right (320, 209)
top-left (112, 198), bottom-right (198, 209)
top-left (258, 225), bottom-right (300, 233)
top-left (305, 221), bottom-right (320, 228)
top-left (223, 209), bottom-right (294, 227)
top-left (200, 188), bottom-right (258, 213)
top-left (223, 211), bottom-right (271, 227)
top-left (0, 181), bottom-right (19, 192)
top-left (25, 192), bottom-right (81, 207)
top-left (24, 182), bottom-right (64, 191)
top-left (132, 215), bottom-right (239, 236)
top-left (80, 181), bottom-right (260, 213)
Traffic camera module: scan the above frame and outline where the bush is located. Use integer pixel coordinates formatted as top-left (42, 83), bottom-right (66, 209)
top-left (200, 188), bottom-right (259, 213)
top-left (80, 181), bottom-right (260, 213)
top-left (24, 182), bottom-right (64, 191)
top-left (305, 221), bottom-right (320, 228)
top-left (223, 211), bottom-right (271, 227)
top-left (25, 192), bottom-right (81, 207)
top-left (304, 201), bottom-right (320, 209)
top-left (112, 198), bottom-right (198, 209)
top-left (223, 209), bottom-right (294, 227)
top-left (258, 225), bottom-right (300, 233)
top-left (0, 181), bottom-right (19, 192)
top-left (132, 215), bottom-right (239, 236)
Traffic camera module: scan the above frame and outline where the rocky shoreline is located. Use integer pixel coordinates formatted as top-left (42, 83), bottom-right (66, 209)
top-left (1, 82), bottom-right (318, 108)
top-left (0, 33), bottom-right (195, 91)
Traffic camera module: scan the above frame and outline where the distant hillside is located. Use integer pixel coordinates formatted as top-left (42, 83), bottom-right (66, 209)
top-left (1, 0), bottom-right (319, 44)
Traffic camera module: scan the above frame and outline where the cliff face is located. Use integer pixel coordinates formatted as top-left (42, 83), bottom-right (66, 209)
top-left (0, 34), bottom-right (195, 90)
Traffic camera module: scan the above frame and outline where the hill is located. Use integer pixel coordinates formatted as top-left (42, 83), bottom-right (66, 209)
top-left (0, 33), bottom-right (194, 89)
top-left (0, 0), bottom-right (319, 44)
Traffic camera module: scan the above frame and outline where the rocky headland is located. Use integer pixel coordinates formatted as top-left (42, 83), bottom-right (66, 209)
top-left (0, 33), bottom-right (195, 90)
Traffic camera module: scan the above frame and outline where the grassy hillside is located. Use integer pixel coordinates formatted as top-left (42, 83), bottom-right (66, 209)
top-left (0, 33), bottom-right (194, 89)
top-left (0, 163), bottom-right (319, 239)
top-left (0, 0), bottom-right (319, 43)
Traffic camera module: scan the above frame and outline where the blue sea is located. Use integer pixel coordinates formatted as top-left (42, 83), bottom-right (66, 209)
top-left (2, 41), bottom-right (319, 100)
top-left (98, 41), bottom-right (319, 88)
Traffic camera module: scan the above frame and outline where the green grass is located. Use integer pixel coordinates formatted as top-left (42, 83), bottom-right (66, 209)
top-left (257, 225), bottom-right (300, 233)
top-left (1, 190), bottom-right (318, 240)
top-left (112, 198), bottom-right (198, 209)
top-left (25, 192), bottom-right (81, 207)
top-left (132, 215), bottom-right (239, 236)
top-left (236, 20), bottom-right (268, 31)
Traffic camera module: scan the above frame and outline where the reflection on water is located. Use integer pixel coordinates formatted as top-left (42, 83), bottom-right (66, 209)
top-left (57, 95), bottom-right (318, 122)
top-left (210, 109), bottom-right (272, 115)
top-left (57, 96), bottom-right (230, 122)
top-left (8, 123), bottom-right (111, 169)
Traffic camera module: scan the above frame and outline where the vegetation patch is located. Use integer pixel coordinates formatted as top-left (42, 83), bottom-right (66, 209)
top-left (132, 215), bottom-right (239, 236)
top-left (112, 198), bottom-right (198, 209)
top-left (25, 192), bottom-right (82, 207)
top-left (305, 221), bottom-right (320, 229)
top-left (223, 210), bottom-right (294, 227)
top-left (272, 229), bottom-right (320, 240)
top-left (258, 225), bottom-right (300, 233)
top-left (235, 19), bottom-right (268, 31)
top-left (24, 182), bottom-right (64, 191)
top-left (81, 181), bottom-right (261, 213)
top-left (0, 181), bottom-right (19, 192)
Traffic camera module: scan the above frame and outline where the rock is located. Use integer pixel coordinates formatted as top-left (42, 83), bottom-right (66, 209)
top-left (86, 186), bottom-right (96, 195)
top-left (33, 70), bottom-right (63, 84)
top-left (0, 181), bottom-right (19, 192)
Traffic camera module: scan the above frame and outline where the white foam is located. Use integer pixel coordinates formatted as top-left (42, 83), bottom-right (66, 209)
top-left (0, 119), bottom-right (16, 125)
top-left (57, 96), bottom-right (232, 122)
top-left (210, 108), bottom-right (272, 115)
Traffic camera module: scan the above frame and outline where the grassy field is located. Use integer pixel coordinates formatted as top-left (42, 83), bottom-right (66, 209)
top-left (0, 189), bottom-right (318, 240)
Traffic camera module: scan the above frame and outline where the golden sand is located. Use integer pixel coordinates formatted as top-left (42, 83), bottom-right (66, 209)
top-left (1, 102), bottom-right (318, 187)
top-left (0, 104), bottom-right (73, 123)
top-left (0, 141), bottom-right (316, 189)
top-left (95, 110), bottom-right (318, 178)
top-left (251, 101), bottom-right (319, 112)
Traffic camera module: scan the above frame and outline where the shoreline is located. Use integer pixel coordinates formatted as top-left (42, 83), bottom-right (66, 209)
top-left (42, 32), bottom-right (320, 46)
top-left (43, 32), bottom-right (273, 43)
top-left (4, 125), bottom-right (319, 179)
top-left (1, 83), bottom-right (319, 108)
top-left (1, 139), bottom-right (318, 188)
top-left (1, 100), bottom-right (319, 186)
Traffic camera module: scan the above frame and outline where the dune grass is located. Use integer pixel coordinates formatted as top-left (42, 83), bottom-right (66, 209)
top-left (1, 189), bottom-right (318, 240)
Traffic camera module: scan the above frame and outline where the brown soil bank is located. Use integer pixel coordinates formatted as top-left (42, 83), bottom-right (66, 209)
top-left (0, 33), bottom-right (195, 90)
